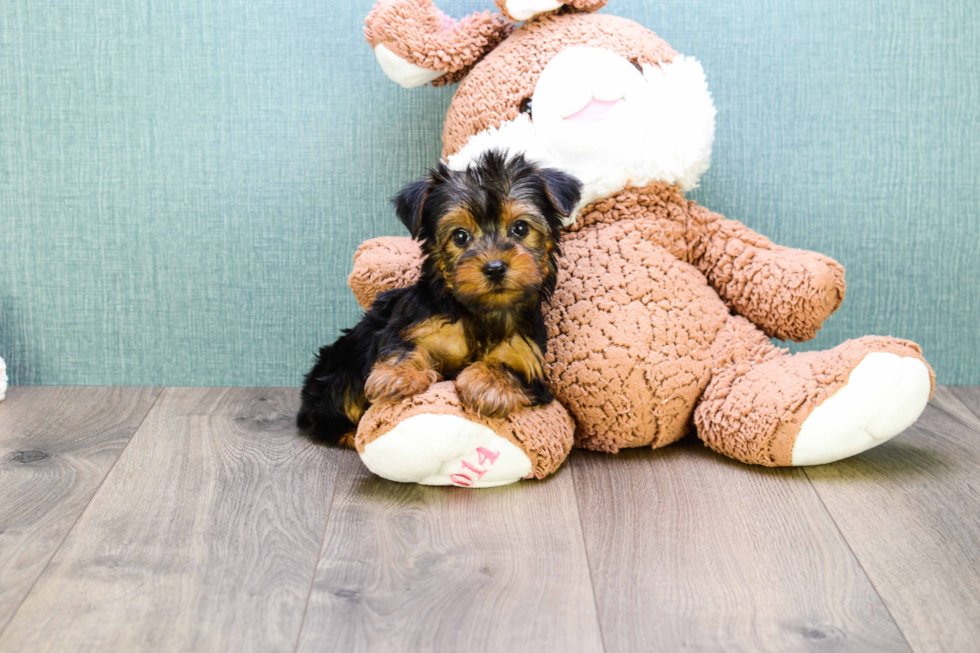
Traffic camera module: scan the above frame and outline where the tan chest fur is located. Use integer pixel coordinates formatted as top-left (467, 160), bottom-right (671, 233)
top-left (405, 318), bottom-right (470, 373)
top-left (404, 317), bottom-right (544, 383)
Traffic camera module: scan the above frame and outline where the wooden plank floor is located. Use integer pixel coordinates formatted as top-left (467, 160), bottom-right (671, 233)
top-left (1, 387), bottom-right (978, 652)
top-left (0, 387), bottom-right (161, 631)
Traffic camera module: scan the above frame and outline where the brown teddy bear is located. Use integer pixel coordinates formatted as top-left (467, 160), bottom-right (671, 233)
top-left (345, 0), bottom-right (933, 488)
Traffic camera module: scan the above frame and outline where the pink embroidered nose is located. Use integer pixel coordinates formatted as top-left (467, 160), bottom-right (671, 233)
top-left (564, 98), bottom-right (621, 122)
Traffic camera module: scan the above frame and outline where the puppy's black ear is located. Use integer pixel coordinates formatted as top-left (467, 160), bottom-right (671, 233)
top-left (540, 169), bottom-right (583, 219)
top-left (392, 179), bottom-right (429, 239)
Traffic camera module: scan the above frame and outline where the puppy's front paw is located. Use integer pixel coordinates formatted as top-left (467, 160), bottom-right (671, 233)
top-left (455, 363), bottom-right (532, 418)
top-left (365, 361), bottom-right (440, 404)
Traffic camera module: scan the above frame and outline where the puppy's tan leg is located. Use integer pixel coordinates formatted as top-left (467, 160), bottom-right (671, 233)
top-left (338, 431), bottom-right (357, 449)
top-left (456, 334), bottom-right (547, 417)
top-left (486, 334), bottom-right (545, 385)
top-left (365, 351), bottom-right (442, 404)
top-left (455, 361), bottom-right (532, 418)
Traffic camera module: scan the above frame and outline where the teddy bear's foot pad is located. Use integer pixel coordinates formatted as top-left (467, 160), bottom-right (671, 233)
top-left (792, 352), bottom-right (931, 466)
top-left (359, 413), bottom-right (532, 487)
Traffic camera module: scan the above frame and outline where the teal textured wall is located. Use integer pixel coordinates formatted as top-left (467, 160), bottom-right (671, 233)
top-left (1, 0), bottom-right (978, 386)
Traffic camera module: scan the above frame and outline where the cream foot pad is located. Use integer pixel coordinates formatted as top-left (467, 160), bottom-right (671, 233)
top-left (792, 353), bottom-right (931, 466)
top-left (360, 413), bottom-right (533, 487)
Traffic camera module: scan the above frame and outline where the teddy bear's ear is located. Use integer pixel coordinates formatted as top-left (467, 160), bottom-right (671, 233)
top-left (365, 0), bottom-right (514, 89)
top-left (493, 0), bottom-right (608, 22)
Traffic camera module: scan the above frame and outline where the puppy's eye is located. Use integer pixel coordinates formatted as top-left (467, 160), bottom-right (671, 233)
top-left (452, 228), bottom-right (470, 248)
top-left (519, 96), bottom-right (533, 119)
top-left (510, 220), bottom-right (530, 238)
top-left (629, 58), bottom-right (644, 73)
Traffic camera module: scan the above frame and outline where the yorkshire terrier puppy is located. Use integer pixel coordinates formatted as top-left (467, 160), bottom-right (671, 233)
top-left (297, 150), bottom-right (582, 446)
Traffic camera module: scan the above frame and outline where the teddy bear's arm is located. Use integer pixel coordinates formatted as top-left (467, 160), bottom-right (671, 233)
top-left (365, 0), bottom-right (514, 88)
top-left (347, 236), bottom-right (424, 309)
top-left (685, 202), bottom-right (846, 342)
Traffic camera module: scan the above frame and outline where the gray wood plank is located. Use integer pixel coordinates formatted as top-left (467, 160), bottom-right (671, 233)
top-left (0, 386), bottom-right (161, 633)
top-left (805, 389), bottom-right (980, 652)
top-left (937, 386), bottom-right (980, 431)
top-left (573, 441), bottom-right (909, 653)
top-left (297, 450), bottom-right (605, 653)
top-left (0, 387), bottom-right (340, 653)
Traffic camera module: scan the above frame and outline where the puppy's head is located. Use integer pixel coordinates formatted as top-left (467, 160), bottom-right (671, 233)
top-left (394, 150), bottom-right (581, 311)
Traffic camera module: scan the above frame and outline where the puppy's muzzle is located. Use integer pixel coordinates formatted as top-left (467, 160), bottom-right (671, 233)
top-left (482, 260), bottom-right (508, 283)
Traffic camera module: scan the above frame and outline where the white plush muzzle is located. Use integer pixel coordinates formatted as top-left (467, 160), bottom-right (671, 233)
top-left (447, 46), bottom-right (717, 223)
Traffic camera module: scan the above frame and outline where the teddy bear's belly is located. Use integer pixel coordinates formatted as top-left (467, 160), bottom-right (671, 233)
top-left (545, 232), bottom-right (732, 452)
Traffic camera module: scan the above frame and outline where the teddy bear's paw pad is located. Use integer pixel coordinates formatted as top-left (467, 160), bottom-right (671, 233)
top-left (373, 44), bottom-right (445, 89)
top-left (505, 0), bottom-right (564, 20)
top-left (792, 353), bottom-right (931, 466)
top-left (359, 413), bottom-right (532, 487)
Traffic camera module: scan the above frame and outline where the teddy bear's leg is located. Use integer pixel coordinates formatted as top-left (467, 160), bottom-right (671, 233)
top-left (695, 316), bottom-right (934, 467)
top-left (354, 381), bottom-right (574, 487)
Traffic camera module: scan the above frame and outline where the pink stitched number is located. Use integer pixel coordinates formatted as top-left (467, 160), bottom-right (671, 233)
top-left (450, 449), bottom-right (500, 487)
top-left (477, 448), bottom-right (500, 466)
top-left (460, 460), bottom-right (488, 478)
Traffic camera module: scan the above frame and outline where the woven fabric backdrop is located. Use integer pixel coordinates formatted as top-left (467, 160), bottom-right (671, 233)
top-left (1, 0), bottom-right (978, 386)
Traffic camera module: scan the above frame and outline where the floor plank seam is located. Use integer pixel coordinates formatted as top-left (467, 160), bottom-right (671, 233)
top-left (932, 395), bottom-right (980, 432)
top-left (569, 455), bottom-right (609, 653)
top-left (801, 468), bottom-right (916, 652)
top-left (948, 388), bottom-right (980, 423)
top-left (932, 405), bottom-right (971, 431)
top-left (291, 448), bottom-right (344, 653)
top-left (0, 387), bottom-right (165, 640)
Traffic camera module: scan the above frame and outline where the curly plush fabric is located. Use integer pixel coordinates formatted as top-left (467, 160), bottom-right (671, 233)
top-left (365, 0), bottom-right (513, 87)
top-left (348, 236), bottom-right (423, 310)
top-left (493, 0), bottom-right (609, 22)
top-left (685, 204), bottom-right (845, 341)
top-left (695, 329), bottom-right (933, 466)
top-left (571, 184), bottom-right (846, 342)
top-left (356, 381), bottom-right (575, 479)
top-left (348, 183), bottom-right (861, 457)
top-left (442, 13), bottom-right (677, 157)
top-left (356, 3), bottom-right (934, 475)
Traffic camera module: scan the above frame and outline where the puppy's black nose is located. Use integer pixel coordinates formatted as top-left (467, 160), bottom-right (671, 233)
top-left (483, 260), bottom-right (508, 282)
